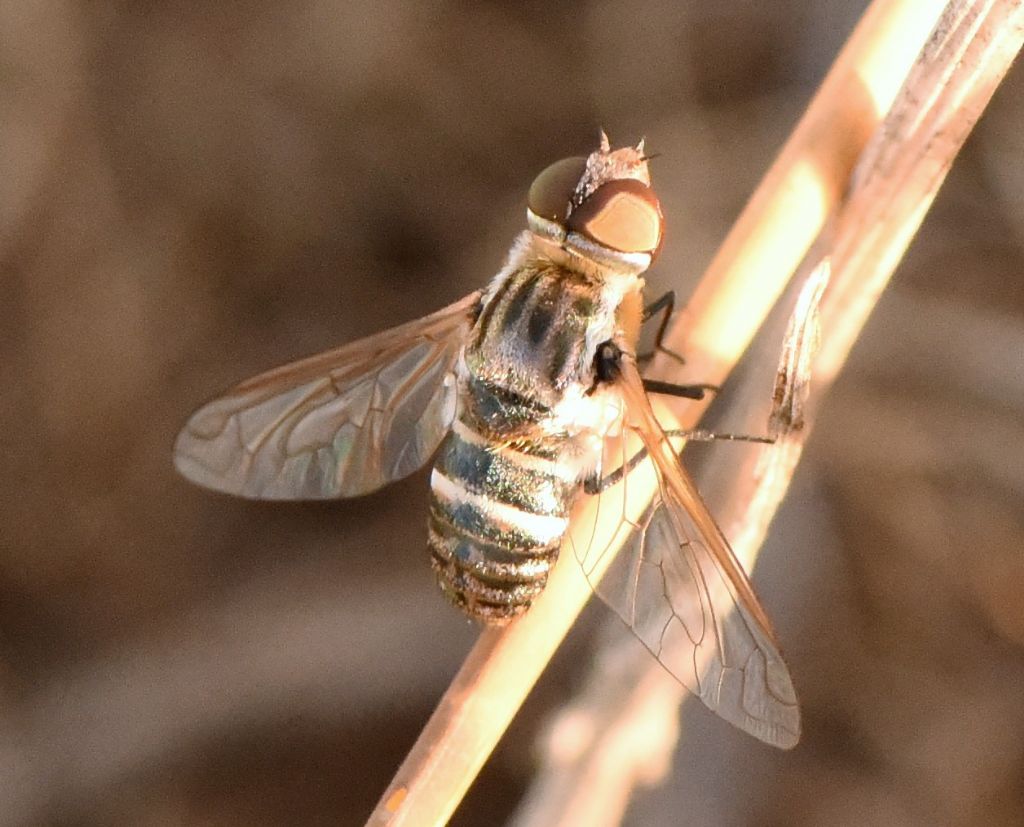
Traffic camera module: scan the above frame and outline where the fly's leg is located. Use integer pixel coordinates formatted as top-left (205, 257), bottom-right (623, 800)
top-left (663, 428), bottom-right (775, 445)
top-left (594, 341), bottom-right (717, 399)
top-left (587, 341), bottom-right (774, 496)
top-left (638, 290), bottom-right (686, 367)
top-left (643, 290), bottom-right (675, 351)
top-left (637, 291), bottom-right (713, 387)
top-left (642, 378), bottom-right (720, 400)
top-left (583, 428), bottom-right (775, 495)
top-left (583, 447), bottom-right (648, 495)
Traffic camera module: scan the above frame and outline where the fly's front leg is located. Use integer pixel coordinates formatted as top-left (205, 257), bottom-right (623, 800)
top-left (642, 290), bottom-right (675, 354)
top-left (638, 290), bottom-right (686, 367)
top-left (638, 291), bottom-right (717, 395)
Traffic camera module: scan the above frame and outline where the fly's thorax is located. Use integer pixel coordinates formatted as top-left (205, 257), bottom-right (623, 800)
top-left (615, 286), bottom-right (644, 355)
top-left (464, 234), bottom-right (643, 420)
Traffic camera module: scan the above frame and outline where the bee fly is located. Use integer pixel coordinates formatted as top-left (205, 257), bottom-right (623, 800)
top-left (174, 133), bottom-right (801, 748)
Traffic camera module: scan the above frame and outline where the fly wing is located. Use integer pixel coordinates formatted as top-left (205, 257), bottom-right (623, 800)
top-left (174, 291), bottom-right (481, 500)
top-left (573, 356), bottom-right (800, 748)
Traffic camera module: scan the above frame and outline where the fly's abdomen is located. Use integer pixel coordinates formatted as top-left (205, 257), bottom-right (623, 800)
top-left (428, 419), bottom-right (579, 624)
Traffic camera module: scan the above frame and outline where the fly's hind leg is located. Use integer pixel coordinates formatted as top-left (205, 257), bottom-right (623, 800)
top-left (583, 428), bottom-right (775, 495)
top-left (583, 447), bottom-right (649, 495)
top-left (662, 428), bottom-right (775, 445)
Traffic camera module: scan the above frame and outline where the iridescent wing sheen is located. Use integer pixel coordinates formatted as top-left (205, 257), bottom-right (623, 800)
top-left (572, 356), bottom-right (800, 748)
top-left (174, 291), bottom-right (481, 500)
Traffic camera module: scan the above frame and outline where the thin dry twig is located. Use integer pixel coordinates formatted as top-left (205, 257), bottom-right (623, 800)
top-left (367, 2), bottom-right (985, 825)
top-left (510, 3), bottom-right (1024, 825)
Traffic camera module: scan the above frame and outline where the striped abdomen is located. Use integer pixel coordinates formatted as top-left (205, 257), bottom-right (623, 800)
top-left (428, 416), bottom-right (580, 624)
top-left (428, 255), bottom-right (630, 623)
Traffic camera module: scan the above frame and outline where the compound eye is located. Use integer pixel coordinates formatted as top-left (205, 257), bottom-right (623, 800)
top-left (567, 179), bottom-right (663, 253)
top-left (527, 156), bottom-right (587, 223)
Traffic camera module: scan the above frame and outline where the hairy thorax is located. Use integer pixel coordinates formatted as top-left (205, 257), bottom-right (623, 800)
top-left (459, 237), bottom-right (643, 476)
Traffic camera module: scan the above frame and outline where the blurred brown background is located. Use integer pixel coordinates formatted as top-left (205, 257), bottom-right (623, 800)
top-left (4, 2), bottom-right (1024, 825)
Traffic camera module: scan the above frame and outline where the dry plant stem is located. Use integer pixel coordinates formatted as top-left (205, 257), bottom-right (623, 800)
top-left (818, 0), bottom-right (1024, 381)
top-left (511, 3), bottom-right (1024, 826)
top-left (671, 0), bottom-right (949, 377)
top-left (367, 2), bottom-right (959, 825)
top-left (509, 260), bottom-right (831, 827)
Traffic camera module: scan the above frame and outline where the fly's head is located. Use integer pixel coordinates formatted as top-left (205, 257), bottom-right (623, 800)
top-left (526, 131), bottom-right (663, 279)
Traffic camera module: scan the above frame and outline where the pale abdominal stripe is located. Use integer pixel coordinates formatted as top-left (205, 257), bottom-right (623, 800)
top-left (428, 408), bottom-right (582, 622)
top-left (449, 419), bottom-right (579, 484)
top-left (430, 470), bottom-right (569, 545)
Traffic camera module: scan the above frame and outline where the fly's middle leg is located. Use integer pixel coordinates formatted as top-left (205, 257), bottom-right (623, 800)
top-left (591, 340), bottom-right (718, 399)
top-left (642, 378), bottom-right (719, 401)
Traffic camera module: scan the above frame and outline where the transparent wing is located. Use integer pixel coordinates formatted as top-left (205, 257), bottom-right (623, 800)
top-left (174, 291), bottom-right (481, 500)
top-left (572, 356), bottom-right (800, 748)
